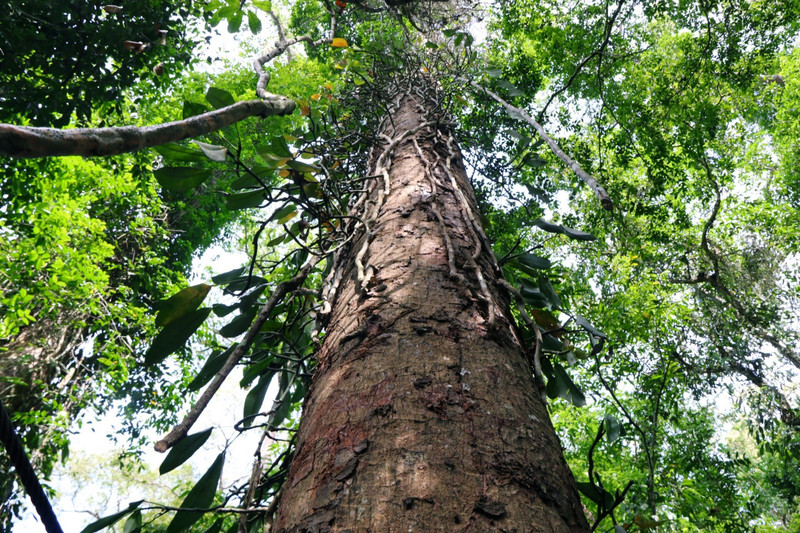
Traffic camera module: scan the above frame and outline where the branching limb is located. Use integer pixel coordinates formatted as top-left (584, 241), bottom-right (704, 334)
top-left (154, 256), bottom-right (320, 453)
top-left (0, 98), bottom-right (296, 158)
top-left (466, 80), bottom-right (614, 211)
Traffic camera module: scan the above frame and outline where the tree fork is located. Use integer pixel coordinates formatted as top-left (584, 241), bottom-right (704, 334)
top-left (273, 90), bottom-right (589, 531)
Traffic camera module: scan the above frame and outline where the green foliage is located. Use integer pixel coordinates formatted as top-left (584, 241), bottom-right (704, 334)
top-left (0, 0), bottom-right (206, 126)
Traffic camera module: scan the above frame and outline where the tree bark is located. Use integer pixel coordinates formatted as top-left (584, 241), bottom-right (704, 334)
top-left (0, 97), bottom-right (295, 158)
top-left (274, 93), bottom-right (589, 531)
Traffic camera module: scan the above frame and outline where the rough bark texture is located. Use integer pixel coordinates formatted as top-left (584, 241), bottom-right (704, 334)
top-left (274, 94), bottom-right (589, 532)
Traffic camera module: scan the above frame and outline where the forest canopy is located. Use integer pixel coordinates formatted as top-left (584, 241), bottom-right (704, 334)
top-left (1, 0), bottom-right (799, 532)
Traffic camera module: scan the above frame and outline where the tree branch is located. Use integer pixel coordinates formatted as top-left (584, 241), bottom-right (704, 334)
top-left (154, 256), bottom-right (320, 453)
top-left (467, 80), bottom-right (614, 211)
top-left (0, 97), bottom-right (296, 158)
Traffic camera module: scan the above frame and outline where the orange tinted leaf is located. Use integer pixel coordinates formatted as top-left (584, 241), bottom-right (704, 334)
top-left (331, 38), bottom-right (348, 48)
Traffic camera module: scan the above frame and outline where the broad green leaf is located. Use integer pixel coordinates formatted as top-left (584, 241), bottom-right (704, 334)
top-left (219, 308), bottom-right (257, 338)
top-left (516, 253), bottom-right (552, 271)
top-left (212, 302), bottom-right (238, 317)
top-left (230, 175), bottom-right (264, 190)
top-left (154, 143), bottom-right (206, 162)
top-left (537, 276), bottom-right (561, 310)
top-left (194, 142), bottom-right (228, 162)
top-left (80, 501), bottom-right (144, 533)
top-left (123, 511), bottom-right (142, 533)
top-left (267, 233), bottom-right (287, 246)
top-left (156, 284), bottom-right (212, 327)
top-left (575, 315), bottom-right (607, 339)
top-left (252, 0), bottom-right (272, 11)
top-left (287, 159), bottom-right (321, 173)
top-left (553, 362), bottom-right (586, 407)
top-left (226, 190), bottom-right (266, 210)
top-left (561, 227), bottom-right (596, 241)
top-left (159, 428), bottom-right (213, 475)
top-left (145, 308), bottom-right (212, 367)
top-left (495, 78), bottom-right (524, 97)
top-left (201, 518), bottom-right (225, 533)
top-left (256, 136), bottom-right (292, 159)
top-left (270, 204), bottom-right (297, 223)
top-left (212, 267), bottom-right (246, 285)
top-left (604, 415), bottom-right (621, 443)
top-left (523, 155), bottom-right (548, 168)
top-left (242, 372), bottom-right (274, 427)
top-left (533, 218), bottom-right (596, 241)
top-left (225, 275), bottom-right (267, 293)
top-left (247, 10), bottom-right (262, 34)
top-left (206, 86), bottom-right (235, 109)
top-left (183, 100), bottom-right (210, 119)
top-left (167, 453), bottom-right (224, 533)
top-left (576, 482), bottom-right (614, 508)
top-left (533, 218), bottom-right (564, 234)
top-left (154, 167), bottom-right (213, 193)
top-left (189, 345), bottom-right (237, 391)
top-left (486, 67), bottom-right (503, 78)
top-left (227, 10), bottom-right (243, 33)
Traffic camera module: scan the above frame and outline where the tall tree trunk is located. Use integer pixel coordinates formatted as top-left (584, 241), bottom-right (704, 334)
top-left (274, 90), bottom-right (589, 531)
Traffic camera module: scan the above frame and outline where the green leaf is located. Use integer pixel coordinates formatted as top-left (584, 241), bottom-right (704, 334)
top-left (156, 284), bottom-right (212, 327)
top-left (123, 511), bottom-right (142, 533)
top-left (189, 345), bottom-right (236, 391)
top-left (80, 501), bottom-right (144, 533)
top-left (230, 174), bottom-right (264, 190)
top-left (247, 10), bottom-right (262, 34)
top-left (256, 137), bottom-right (292, 160)
top-left (575, 315), bottom-right (607, 339)
top-left (167, 453), bottom-right (224, 533)
top-left (537, 276), bottom-right (561, 310)
top-left (523, 155), bottom-right (548, 168)
top-left (287, 159), bottom-right (321, 173)
top-left (576, 482), bottom-right (614, 508)
top-left (183, 100), bottom-right (210, 119)
top-left (219, 308), bottom-right (256, 338)
top-left (533, 218), bottom-right (564, 234)
top-left (252, 0), bottom-right (272, 11)
top-left (561, 227), bottom-right (596, 241)
top-left (154, 143), bottom-right (206, 162)
top-left (201, 518), bottom-right (225, 533)
top-left (242, 372), bottom-right (274, 427)
top-left (553, 362), bottom-right (586, 407)
top-left (227, 10), bottom-right (243, 33)
top-left (270, 204), bottom-right (297, 223)
top-left (159, 428), bottom-right (213, 475)
top-left (604, 415), bottom-right (621, 443)
top-left (206, 86), bottom-right (235, 109)
top-left (212, 267), bottom-right (246, 285)
top-left (154, 167), bottom-right (213, 193)
top-left (511, 253), bottom-right (552, 277)
top-left (226, 190), bottom-right (267, 210)
top-left (533, 218), bottom-right (596, 241)
top-left (145, 308), bottom-right (212, 367)
top-left (195, 142), bottom-right (228, 162)
top-left (486, 67), bottom-right (503, 78)
top-left (495, 78), bottom-right (524, 97)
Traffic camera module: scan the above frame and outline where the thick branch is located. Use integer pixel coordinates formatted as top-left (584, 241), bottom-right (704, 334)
top-left (154, 257), bottom-right (319, 453)
top-left (467, 80), bottom-right (614, 211)
top-left (0, 97), bottom-right (296, 159)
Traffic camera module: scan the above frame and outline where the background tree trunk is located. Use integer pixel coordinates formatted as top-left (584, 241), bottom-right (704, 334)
top-left (274, 91), bottom-right (589, 531)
